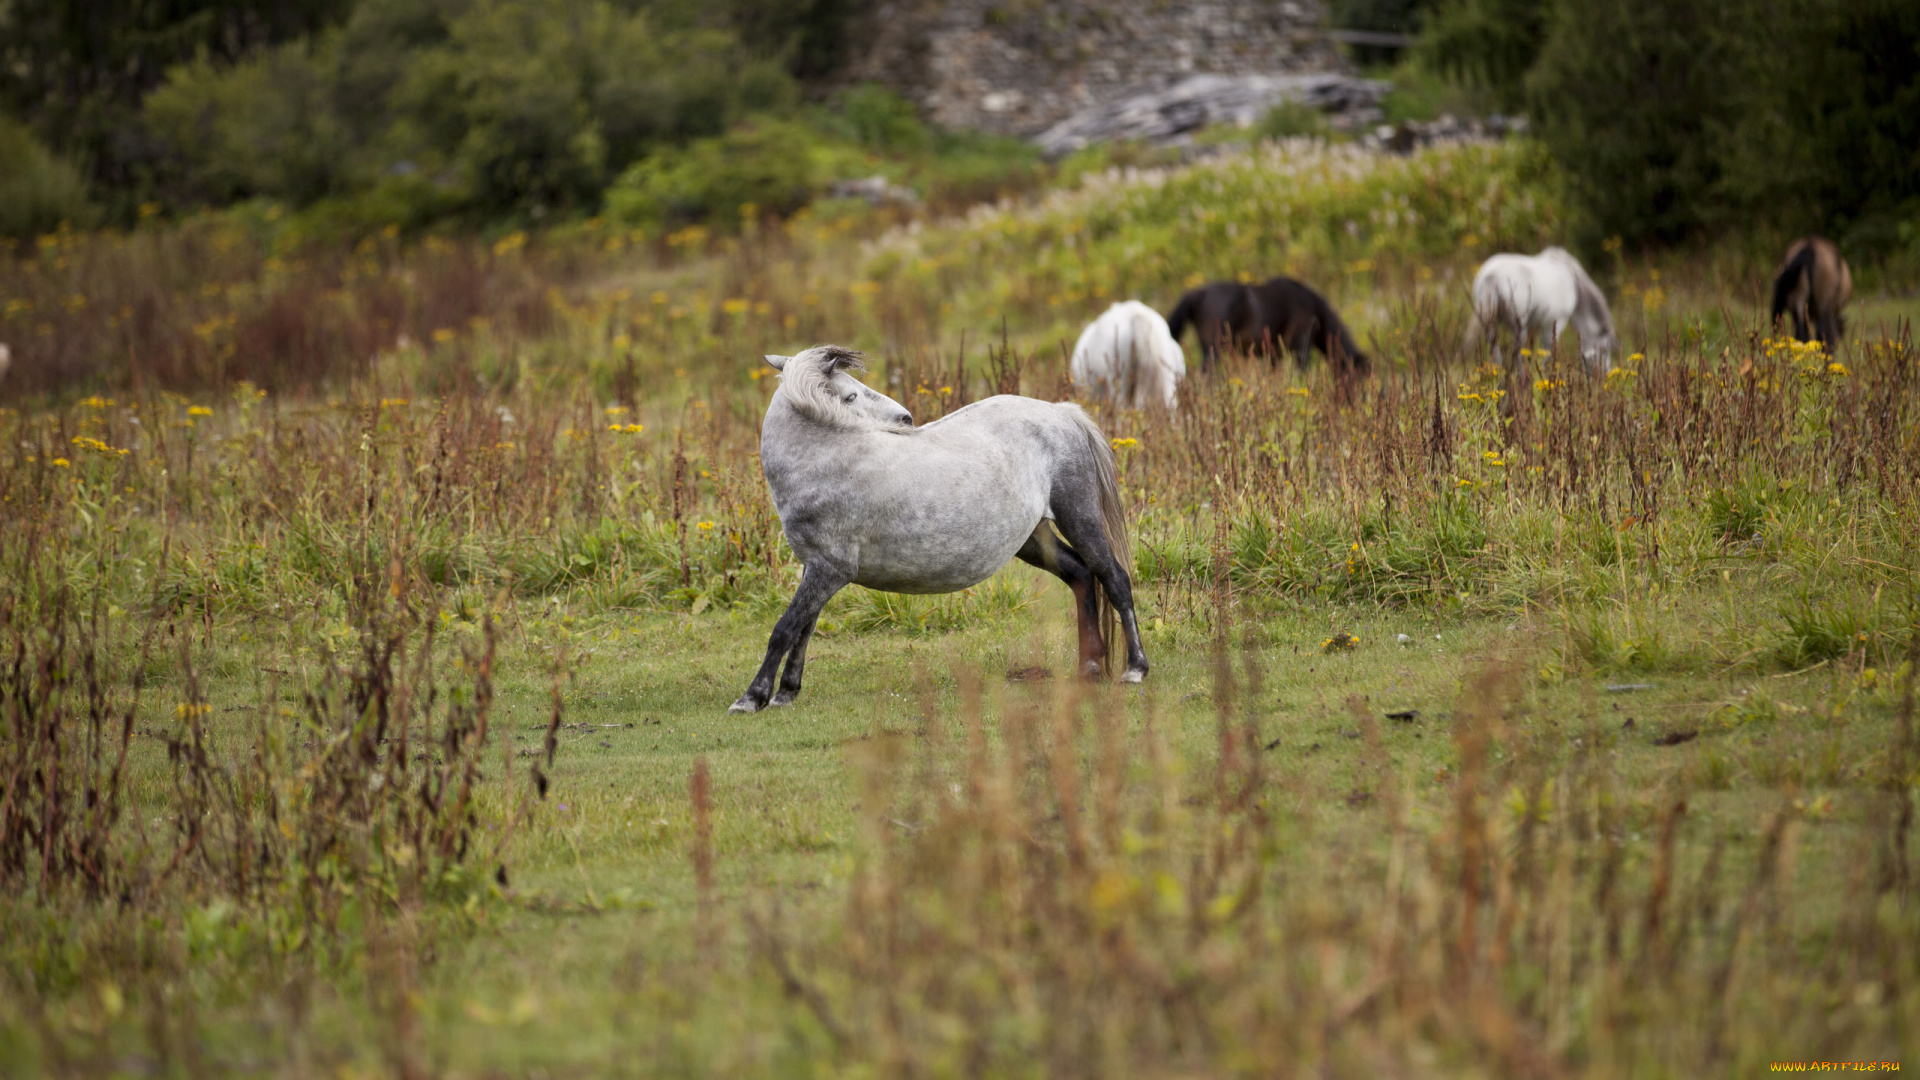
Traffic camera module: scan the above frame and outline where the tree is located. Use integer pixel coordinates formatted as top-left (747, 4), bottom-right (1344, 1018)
top-left (1420, 0), bottom-right (1920, 250)
top-left (0, 0), bottom-right (351, 204)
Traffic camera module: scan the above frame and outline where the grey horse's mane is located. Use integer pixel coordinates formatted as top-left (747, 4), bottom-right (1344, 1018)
top-left (777, 345), bottom-right (886, 430)
top-left (1541, 246), bottom-right (1615, 336)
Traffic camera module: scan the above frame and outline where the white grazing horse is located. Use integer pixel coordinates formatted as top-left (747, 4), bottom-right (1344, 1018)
top-left (730, 345), bottom-right (1149, 713)
top-left (1070, 300), bottom-right (1186, 409)
top-left (1470, 247), bottom-right (1616, 375)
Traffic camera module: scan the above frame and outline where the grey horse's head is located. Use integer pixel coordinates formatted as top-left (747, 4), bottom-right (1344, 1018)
top-left (1542, 247), bottom-right (1617, 375)
top-left (766, 346), bottom-right (913, 429)
top-left (1580, 329), bottom-right (1616, 375)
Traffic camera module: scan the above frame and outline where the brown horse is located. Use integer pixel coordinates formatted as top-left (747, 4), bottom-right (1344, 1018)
top-left (1165, 277), bottom-right (1369, 375)
top-left (1769, 236), bottom-right (1852, 348)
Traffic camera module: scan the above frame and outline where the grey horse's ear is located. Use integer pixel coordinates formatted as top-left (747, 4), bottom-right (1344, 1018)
top-left (819, 345), bottom-right (866, 374)
top-left (764, 354), bottom-right (789, 371)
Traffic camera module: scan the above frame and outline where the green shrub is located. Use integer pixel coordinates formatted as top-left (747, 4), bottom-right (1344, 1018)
top-left (604, 118), bottom-right (823, 229)
top-left (1256, 100), bottom-right (1332, 140)
top-left (915, 129), bottom-right (1046, 208)
top-left (144, 44), bottom-right (348, 205)
top-left (391, 0), bottom-right (790, 215)
top-left (1418, 0), bottom-right (1548, 111)
top-left (810, 86), bottom-right (1045, 209)
top-left (139, 0), bottom-right (795, 220)
top-left (828, 84), bottom-right (928, 153)
top-left (0, 115), bottom-right (94, 237)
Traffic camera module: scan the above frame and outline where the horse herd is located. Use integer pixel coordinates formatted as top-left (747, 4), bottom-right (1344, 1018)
top-left (728, 236), bottom-right (1853, 713)
top-left (1068, 236), bottom-right (1852, 412)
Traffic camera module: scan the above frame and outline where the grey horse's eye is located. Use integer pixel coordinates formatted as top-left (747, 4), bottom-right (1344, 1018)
top-left (843, 393), bottom-right (857, 404)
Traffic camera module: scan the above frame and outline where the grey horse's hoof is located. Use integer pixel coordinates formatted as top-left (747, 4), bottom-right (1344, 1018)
top-left (769, 690), bottom-right (797, 707)
top-left (1119, 667), bottom-right (1146, 684)
top-left (727, 695), bottom-right (763, 715)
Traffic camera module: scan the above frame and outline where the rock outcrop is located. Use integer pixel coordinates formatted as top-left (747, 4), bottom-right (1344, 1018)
top-left (1032, 72), bottom-right (1389, 157)
top-left (843, 0), bottom-right (1348, 139)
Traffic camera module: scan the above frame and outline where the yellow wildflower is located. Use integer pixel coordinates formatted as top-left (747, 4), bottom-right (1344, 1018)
top-left (1110, 437), bottom-right (1139, 450)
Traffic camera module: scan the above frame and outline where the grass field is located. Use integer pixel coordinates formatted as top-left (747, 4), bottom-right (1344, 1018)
top-left (3, 138), bottom-right (1919, 1077)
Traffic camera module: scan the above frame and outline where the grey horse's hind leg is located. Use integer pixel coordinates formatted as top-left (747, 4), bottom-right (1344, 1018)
top-left (1015, 524), bottom-right (1105, 677)
top-left (1048, 502), bottom-right (1150, 684)
top-left (770, 614), bottom-right (819, 707)
top-left (729, 564), bottom-right (849, 714)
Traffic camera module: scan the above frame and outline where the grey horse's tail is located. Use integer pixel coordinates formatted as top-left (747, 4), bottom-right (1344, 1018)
top-left (1063, 403), bottom-right (1132, 675)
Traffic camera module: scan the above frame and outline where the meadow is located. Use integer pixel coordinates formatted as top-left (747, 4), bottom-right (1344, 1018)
top-left (2, 138), bottom-right (1919, 1077)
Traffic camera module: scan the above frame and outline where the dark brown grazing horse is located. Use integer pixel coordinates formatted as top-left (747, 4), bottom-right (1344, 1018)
top-left (1166, 277), bottom-right (1369, 375)
top-left (1770, 236), bottom-right (1852, 348)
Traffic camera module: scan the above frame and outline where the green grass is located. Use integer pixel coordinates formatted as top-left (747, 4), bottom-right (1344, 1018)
top-left (8, 562), bottom-right (1915, 1074)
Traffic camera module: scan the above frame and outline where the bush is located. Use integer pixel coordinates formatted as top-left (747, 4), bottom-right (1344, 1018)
top-left (141, 0), bottom-right (796, 221)
top-left (144, 44), bottom-right (348, 206)
top-left (604, 118), bottom-right (824, 229)
top-left (1418, 0), bottom-right (1548, 111)
top-left (0, 115), bottom-right (94, 237)
top-left (1256, 100), bottom-right (1331, 140)
top-left (827, 84), bottom-right (929, 153)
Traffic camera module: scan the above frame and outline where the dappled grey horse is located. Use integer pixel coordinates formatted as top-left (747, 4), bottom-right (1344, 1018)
top-left (729, 345), bottom-right (1149, 714)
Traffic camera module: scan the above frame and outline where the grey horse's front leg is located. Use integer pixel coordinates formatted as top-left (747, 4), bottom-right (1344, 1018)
top-left (729, 565), bottom-right (849, 714)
